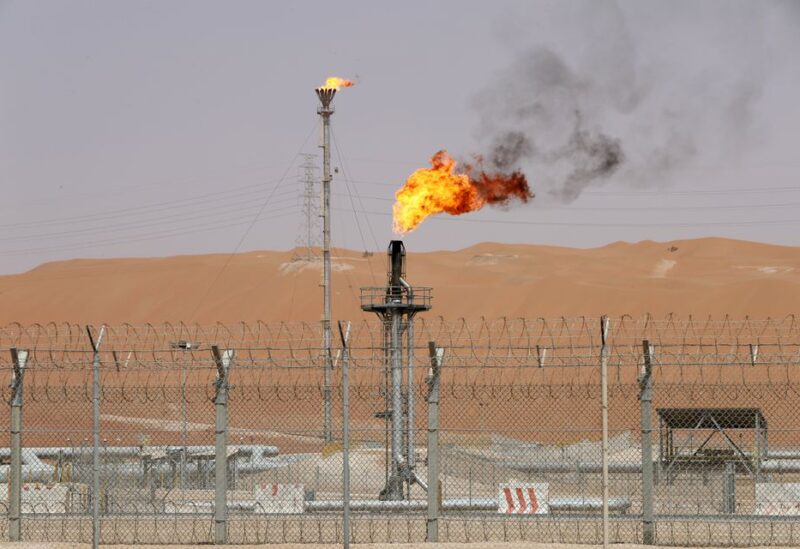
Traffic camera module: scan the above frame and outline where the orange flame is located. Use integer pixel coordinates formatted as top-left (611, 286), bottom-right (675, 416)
top-left (392, 150), bottom-right (532, 234)
top-left (319, 76), bottom-right (355, 90)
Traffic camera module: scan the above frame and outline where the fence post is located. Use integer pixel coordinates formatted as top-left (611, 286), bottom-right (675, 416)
top-left (9, 348), bottom-right (28, 542)
top-left (600, 316), bottom-right (610, 549)
top-left (426, 341), bottom-right (444, 543)
top-left (87, 325), bottom-right (106, 549)
top-left (640, 340), bottom-right (655, 545)
top-left (337, 321), bottom-right (352, 549)
top-left (212, 346), bottom-right (234, 545)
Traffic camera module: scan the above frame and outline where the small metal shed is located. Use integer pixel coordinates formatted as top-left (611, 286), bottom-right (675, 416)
top-left (657, 407), bottom-right (767, 477)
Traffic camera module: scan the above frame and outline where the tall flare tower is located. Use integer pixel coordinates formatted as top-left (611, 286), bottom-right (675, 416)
top-left (315, 85), bottom-right (335, 443)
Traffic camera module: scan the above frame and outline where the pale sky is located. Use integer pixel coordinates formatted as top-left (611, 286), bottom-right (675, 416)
top-left (1, 0), bottom-right (799, 274)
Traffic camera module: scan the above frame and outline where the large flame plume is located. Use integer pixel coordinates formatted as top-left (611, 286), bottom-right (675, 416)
top-left (392, 150), bottom-right (533, 234)
top-left (319, 76), bottom-right (355, 90)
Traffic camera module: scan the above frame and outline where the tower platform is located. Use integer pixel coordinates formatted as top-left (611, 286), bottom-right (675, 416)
top-left (360, 286), bottom-right (432, 314)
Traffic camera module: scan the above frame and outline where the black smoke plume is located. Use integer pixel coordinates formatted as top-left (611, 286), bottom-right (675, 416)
top-left (471, 1), bottom-right (788, 202)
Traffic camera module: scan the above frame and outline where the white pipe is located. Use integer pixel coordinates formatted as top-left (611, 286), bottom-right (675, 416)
top-left (412, 471), bottom-right (428, 492)
top-left (305, 496), bottom-right (632, 513)
top-left (0, 447), bottom-right (295, 483)
top-left (0, 449), bottom-right (55, 482)
top-left (508, 459), bottom-right (800, 474)
top-left (765, 450), bottom-right (800, 460)
top-left (507, 461), bottom-right (644, 474)
top-left (761, 460), bottom-right (800, 472)
top-left (96, 496), bottom-right (632, 515)
top-left (0, 444), bottom-right (279, 460)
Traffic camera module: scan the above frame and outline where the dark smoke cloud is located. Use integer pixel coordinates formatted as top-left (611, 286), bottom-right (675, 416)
top-left (556, 127), bottom-right (625, 202)
top-left (472, 1), bottom-right (785, 202)
top-left (473, 46), bottom-right (634, 202)
top-left (487, 131), bottom-right (531, 172)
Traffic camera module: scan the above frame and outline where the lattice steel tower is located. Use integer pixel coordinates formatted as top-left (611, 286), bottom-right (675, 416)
top-left (293, 154), bottom-right (320, 262)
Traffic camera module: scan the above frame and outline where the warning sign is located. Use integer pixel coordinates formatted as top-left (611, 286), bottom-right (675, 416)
top-left (497, 482), bottom-right (549, 514)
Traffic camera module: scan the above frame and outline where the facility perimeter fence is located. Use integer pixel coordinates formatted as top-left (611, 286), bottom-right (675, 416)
top-left (2, 316), bottom-right (800, 546)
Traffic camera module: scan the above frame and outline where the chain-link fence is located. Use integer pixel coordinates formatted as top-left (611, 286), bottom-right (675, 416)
top-left (2, 316), bottom-right (800, 545)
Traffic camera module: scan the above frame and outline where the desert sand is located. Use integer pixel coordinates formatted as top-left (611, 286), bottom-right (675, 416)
top-left (2, 240), bottom-right (799, 548)
top-left (0, 237), bottom-right (799, 325)
top-left (3, 236), bottom-right (799, 452)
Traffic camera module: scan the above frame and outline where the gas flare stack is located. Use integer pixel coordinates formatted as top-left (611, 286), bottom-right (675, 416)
top-left (315, 84), bottom-right (335, 443)
top-left (361, 241), bottom-right (432, 500)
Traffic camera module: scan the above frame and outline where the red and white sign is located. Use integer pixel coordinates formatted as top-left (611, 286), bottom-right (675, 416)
top-left (497, 482), bottom-right (549, 514)
top-left (254, 483), bottom-right (304, 514)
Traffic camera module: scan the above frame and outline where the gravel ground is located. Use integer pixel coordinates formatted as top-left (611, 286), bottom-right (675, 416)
top-left (0, 542), bottom-right (789, 549)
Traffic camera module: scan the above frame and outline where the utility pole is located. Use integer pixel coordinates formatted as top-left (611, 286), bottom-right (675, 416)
top-left (87, 325), bottom-right (106, 549)
top-left (9, 348), bottom-right (28, 542)
top-left (640, 340), bottom-right (655, 545)
top-left (600, 316), bottom-right (610, 549)
top-left (316, 86), bottom-right (336, 443)
top-left (212, 346), bottom-right (234, 545)
top-left (426, 342), bottom-right (444, 542)
top-left (338, 321), bottom-right (352, 549)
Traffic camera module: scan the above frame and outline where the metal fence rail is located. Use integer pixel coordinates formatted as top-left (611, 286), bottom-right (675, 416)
top-left (2, 316), bottom-right (800, 546)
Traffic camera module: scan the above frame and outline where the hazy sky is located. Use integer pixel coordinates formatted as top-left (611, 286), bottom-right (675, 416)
top-left (2, 0), bottom-right (799, 274)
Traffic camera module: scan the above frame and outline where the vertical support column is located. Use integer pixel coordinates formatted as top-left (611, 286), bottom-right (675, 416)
top-left (87, 325), bottom-right (106, 549)
top-left (337, 321), bottom-right (351, 549)
top-left (212, 346), bottom-right (234, 545)
top-left (406, 317), bottom-right (415, 486)
top-left (754, 413), bottom-right (761, 481)
top-left (657, 415), bottom-right (663, 483)
top-left (383, 318), bottom-right (391, 490)
top-left (181, 359), bottom-right (188, 489)
top-left (387, 311), bottom-right (404, 500)
top-left (599, 316), bottom-right (610, 549)
top-left (9, 348), bottom-right (28, 542)
top-left (724, 462), bottom-right (736, 514)
top-left (426, 341), bottom-right (444, 543)
top-left (640, 340), bottom-right (655, 545)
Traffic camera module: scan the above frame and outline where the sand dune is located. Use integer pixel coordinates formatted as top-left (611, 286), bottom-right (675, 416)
top-left (1, 237), bottom-right (799, 324)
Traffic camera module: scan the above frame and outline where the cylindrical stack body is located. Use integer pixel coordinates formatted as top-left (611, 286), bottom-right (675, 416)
top-left (389, 241), bottom-right (404, 286)
top-left (318, 97), bottom-right (334, 443)
top-left (388, 311), bottom-right (405, 500)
